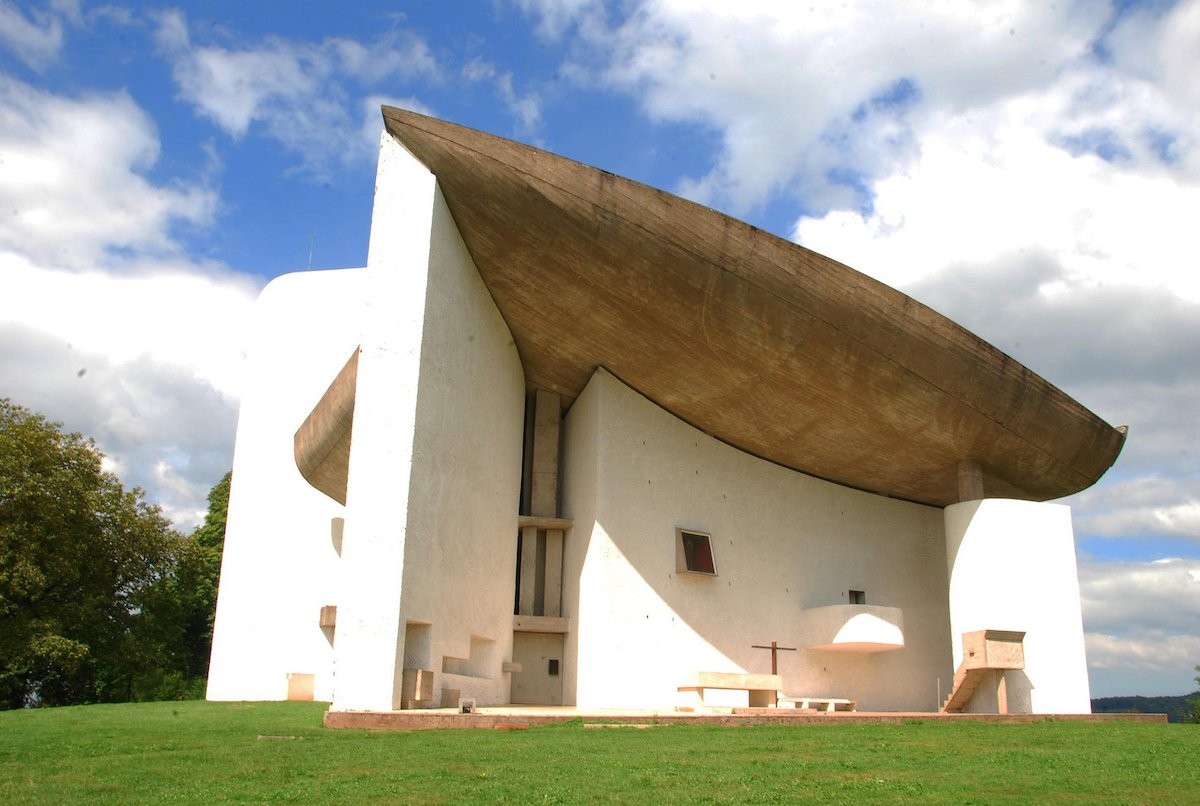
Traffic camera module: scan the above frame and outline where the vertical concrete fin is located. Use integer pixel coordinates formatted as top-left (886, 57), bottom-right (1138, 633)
top-left (330, 131), bottom-right (438, 712)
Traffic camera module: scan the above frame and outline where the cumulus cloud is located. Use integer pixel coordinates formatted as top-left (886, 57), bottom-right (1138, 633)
top-left (462, 57), bottom-right (542, 134)
top-left (0, 324), bottom-right (239, 529)
top-left (153, 8), bottom-right (439, 177)
top-left (0, 0), bottom-right (76, 70)
top-left (0, 74), bottom-right (258, 530)
top-left (1074, 476), bottom-right (1200, 542)
top-left (0, 76), bottom-right (217, 270)
top-left (0, 258), bottom-right (256, 398)
top-left (1080, 556), bottom-right (1200, 695)
top-left (516, 0), bottom-right (607, 41)
top-left (793, 90), bottom-right (1200, 301)
top-left (521, 0), bottom-right (1124, 213)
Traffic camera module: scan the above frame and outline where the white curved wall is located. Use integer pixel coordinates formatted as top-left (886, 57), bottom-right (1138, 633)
top-left (561, 369), bottom-right (952, 711)
top-left (206, 268), bottom-right (365, 702)
top-left (944, 499), bottom-right (1091, 713)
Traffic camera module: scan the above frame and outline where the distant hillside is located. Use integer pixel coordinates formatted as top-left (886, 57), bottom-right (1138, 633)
top-left (1092, 692), bottom-right (1199, 724)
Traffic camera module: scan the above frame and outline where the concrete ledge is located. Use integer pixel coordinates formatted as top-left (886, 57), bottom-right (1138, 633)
top-left (324, 707), bottom-right (1166, 731)
top-left (799, 604), bottom-right (905, 652)
top-left (512, 615), bottom-right (570, 634)
top-left (517, 515), bottom-right (574, 531)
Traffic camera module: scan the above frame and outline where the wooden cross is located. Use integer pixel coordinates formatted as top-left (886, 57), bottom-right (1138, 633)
top-left (751, 640), bottom-right (797, 674)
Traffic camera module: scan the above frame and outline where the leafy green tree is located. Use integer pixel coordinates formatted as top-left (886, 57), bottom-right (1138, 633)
top-left (0, 399), bottom-right (178, 708)
top-left (133, 472), bottom-right (229, 698)
top-left (1189, 665), bottom-right (1200, 724)
top-left (187, 470), bottom-right (229, 675)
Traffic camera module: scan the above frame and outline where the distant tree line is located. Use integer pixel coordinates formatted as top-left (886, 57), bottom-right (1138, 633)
top-left (0, 398), bottom-right (227, 709)
top-left (1091, 692), bottom-right (1200, 724)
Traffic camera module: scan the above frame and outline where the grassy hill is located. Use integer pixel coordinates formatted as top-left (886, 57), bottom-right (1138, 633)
top-left (1092, 692), bottom-right (1199, 724)
top-left (1, 701), bottom-right (1198, 803)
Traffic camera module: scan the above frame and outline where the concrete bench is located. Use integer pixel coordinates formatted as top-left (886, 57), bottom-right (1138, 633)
top-left (778, 696), bottom-right (857, 712)
top-left (677, 671), bottom-right (783, 710)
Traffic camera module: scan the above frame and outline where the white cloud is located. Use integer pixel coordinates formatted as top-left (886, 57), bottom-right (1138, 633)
top-left (524, 0), bottom-right (1123, 213)
top-left (0, 323), bottom-right (240, 531)
top-left (1086, 632), bottom-right (1200, 696)
top-left (0, 0), bottom-right (70, 69)
top-left (0, 258), bottom-right (256, 398)
top-left (154, 9), bottom-right (439, 177)
top-left (0, 74), bottom-right (258, 530)
top-left (1081, 556), bottom-right (1200, 695)
top-left (1073, 476), bottom-right (1200, 542)
top-left (462, 57), bottom-right (542, 134)
top-left (1081, 557), bottom-right (1200, 634)
top-left (0, 75), bottom-right (217, 270)
top-left (793, 90), bottom-right (1200, 302)
top-left (516, 0), bottom-right (607, 41)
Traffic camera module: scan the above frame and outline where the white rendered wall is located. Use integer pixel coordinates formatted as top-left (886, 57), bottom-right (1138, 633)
top-left (561, 369), bottom-right (952, 711)
top-left (206, 268), bottom-right (365, 702)
top-left (944, 499), bottom-right (1092, 714)
top-left (395, 172), bottom-right (525, 709)
top-left (330, 133), bottom-right (524, 711)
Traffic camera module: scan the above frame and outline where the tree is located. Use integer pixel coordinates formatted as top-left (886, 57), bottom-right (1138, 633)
top-left (134, 471), bottom-right (229, 696)
top-left (188, 469), bottom-right (229, 676)
top-left (1189, 665), bottom-right (1200, 724)
top-left (0, 399), bottom-right (179, 707)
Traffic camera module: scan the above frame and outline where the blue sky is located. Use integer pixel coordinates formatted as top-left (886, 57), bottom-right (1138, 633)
top-left (1, 0), bottom-right (1198, 698)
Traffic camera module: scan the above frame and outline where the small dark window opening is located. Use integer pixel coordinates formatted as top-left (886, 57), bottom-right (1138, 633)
top-left (849, 589), bottom-right (866, 604)
top-left (548, 659), bottom-right (560, 676)
top-left (681, 532), bottom-right (716, 575)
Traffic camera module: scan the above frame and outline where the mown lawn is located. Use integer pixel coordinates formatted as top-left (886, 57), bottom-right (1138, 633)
top-left (0, 701), bottom-right (1195, 804)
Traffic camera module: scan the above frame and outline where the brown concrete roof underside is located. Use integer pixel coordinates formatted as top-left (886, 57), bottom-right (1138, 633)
top-left (373, 107), bottom-right (1123, 508)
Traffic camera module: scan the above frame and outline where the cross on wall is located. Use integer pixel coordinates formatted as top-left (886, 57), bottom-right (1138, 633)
top-left (751, 640), bottom-right (797, 674)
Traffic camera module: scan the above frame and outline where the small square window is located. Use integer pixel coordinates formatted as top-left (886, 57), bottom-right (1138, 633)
top-left (548, 659), bottom-right (559, 676)
top-left (849, 589), bottom-right (866, 604)
top-left (675, 528), bottom-right (717, 576)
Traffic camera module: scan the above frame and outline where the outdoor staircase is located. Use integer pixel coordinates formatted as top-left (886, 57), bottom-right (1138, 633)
top-left (941, 630), bottom-right (1025, 714)
top-left (942, 666), bottom-right (991, 712)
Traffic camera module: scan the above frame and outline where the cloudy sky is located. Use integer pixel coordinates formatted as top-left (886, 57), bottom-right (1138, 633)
top-left (1, 0), bottom-right (1196, 698)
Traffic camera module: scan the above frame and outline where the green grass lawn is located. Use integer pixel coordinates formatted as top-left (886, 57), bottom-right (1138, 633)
top-left (1, 701), bottom-right (1196, 804)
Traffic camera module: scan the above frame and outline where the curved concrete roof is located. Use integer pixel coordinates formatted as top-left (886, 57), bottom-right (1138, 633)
top-left (380, 107), bottom-right (1124, 508)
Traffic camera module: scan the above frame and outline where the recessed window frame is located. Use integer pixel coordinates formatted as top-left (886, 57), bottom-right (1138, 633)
top-left (849, 589), bottom-right (866, 604)
top-left (675, 528), bottom-right (718, 577)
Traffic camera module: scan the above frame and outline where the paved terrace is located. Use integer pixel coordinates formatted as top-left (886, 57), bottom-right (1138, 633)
top-left (325, 706), bottom-right (1165, 731)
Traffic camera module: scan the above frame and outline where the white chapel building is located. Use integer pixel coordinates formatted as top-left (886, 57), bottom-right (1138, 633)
top-left (205, 109), bottom-right (1125, 715)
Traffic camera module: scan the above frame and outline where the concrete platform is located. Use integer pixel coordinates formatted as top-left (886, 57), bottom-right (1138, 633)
top-left (324, 706), bottom-right (1166, 731)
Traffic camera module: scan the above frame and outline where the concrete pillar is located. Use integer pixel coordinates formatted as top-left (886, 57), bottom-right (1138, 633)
top-left (519, 525), bottom-right (539, 616)
top-left (531, 389), bottom-right (560, 517)
top-left (544, 529), bottom-right (563, 617)
top-left (957, 459), bottom-right (985, 502)
top-left (519, 389), bottom-right (564, 617)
